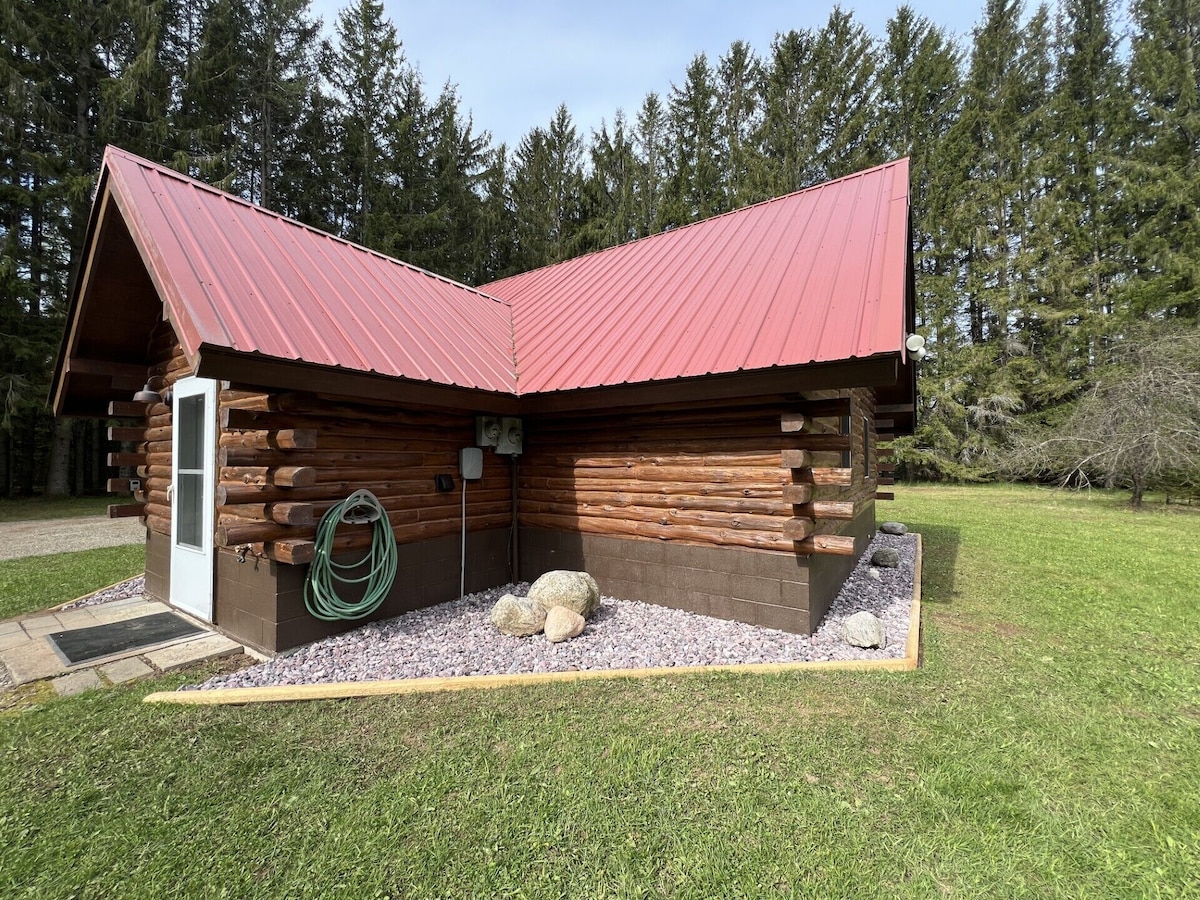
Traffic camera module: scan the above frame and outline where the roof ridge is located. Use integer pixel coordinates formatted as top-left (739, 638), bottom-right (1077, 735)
top-left (102, 146), bottom-right (512, 310)
top-left (483, 156), bottom-right (910, 290)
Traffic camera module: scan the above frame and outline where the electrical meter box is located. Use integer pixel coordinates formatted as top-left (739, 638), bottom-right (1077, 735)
top-left (496, 417), bottom-right (524, 455)
top-left (459, 447), bottom-right (484, 480)
top-left (475, 416), bottom-right (500, 447)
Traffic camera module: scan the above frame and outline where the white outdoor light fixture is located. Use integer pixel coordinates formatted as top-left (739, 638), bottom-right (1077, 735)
top-left (905, 333), bottom-right (927, 361)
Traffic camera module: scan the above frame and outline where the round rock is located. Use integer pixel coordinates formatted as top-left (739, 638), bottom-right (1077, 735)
top-left (871, 548), bottom-right (901, 568)
top-left (880, 522), bottom-right (908, 535)
top-left (489, 593), bottom-right (546, 636)
top-left (840, 611), bottom-right (886, 649)
top-left (528, 570), bottom-right (600, 618)
top-left (544, 605), bottom-right (586, 643)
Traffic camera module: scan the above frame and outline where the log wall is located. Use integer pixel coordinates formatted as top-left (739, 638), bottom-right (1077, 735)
top-left (213, 389), bottom-right (513, 563)
top-left (518, 389), bottom-right (877, 556)
top-left (516, 389), bottom-right (878, 632)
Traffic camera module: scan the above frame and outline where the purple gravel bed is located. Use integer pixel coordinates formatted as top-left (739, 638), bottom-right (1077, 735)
top-left (191, 531), bottom-right (916, 691)
top-left (59, 575), bottom-right (145, 610)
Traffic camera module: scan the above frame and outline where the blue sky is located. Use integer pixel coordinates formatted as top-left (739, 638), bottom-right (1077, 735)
top-left (306, 1), bottom-right (988, 149)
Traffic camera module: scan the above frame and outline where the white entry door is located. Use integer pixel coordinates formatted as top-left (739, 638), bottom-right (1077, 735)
top-left (171, 376), bottom-right (217, 622)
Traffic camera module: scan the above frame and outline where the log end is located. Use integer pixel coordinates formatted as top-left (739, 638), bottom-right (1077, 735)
top-left (782, 516), bottom-right (814, 540)
top-left (268, 539), bottom-right (316, 565)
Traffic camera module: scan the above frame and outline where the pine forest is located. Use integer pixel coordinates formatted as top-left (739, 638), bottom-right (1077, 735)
top-left (2, 0), bottom-right (1198, 503)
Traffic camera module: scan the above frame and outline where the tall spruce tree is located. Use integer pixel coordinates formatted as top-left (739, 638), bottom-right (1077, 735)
top-left (1027, 0), bottom-right (1128, 405)
top-left (327, 0), bottom-right (402, 246)
top-left (177, 0), bottom-right (253, 188)
top-left (717, 40), bottom-right (765, 210)
top-left (508, 105), bottom-right (584, 269)
top-left (579, 111), bottom-right (639, 251)
top-left (662, 53), bottom-right (722, 225)
top-left (242, 0), bottom-right (320, 210)
top-left (632, 92), bottom-right (669, 236)
top-left (1123, 0), bottom-right (1200, 321)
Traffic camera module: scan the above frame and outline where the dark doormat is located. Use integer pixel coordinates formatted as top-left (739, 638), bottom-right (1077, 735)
top-left (49, 612), bottom-right (205, 666)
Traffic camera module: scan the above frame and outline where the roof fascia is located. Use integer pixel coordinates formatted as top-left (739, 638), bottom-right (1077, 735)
top-left (518, 355), bottom-right (902, 415)
top-left (50, 168), bottom-right (114, 416)
top-left (197, 345), bottom-right (523, 416)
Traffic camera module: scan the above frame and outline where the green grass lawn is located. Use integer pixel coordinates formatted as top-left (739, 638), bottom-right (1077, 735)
top-left (1, 484), bottom-right (1197, 898)
top-left (0, 544), bottom-right (146, 620)
top-left (0, 495), bottom-right (116, 523)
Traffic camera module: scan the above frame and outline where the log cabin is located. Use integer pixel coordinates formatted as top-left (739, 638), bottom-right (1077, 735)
top-left (50, 147), bottom-right (917, 654)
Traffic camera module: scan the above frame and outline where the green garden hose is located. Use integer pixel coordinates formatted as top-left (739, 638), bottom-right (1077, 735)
top-left (304, 489), bottom-right (398, 621)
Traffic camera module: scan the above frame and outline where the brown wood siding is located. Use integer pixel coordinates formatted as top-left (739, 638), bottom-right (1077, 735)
top-left (215, 390), bottom-right (513, 563)
top-left (518, 390), bottom-right (877, 556)
top-left (810, 387), bottom-right (877, 540)
top-left (122, 318), bottom-right (192, 535)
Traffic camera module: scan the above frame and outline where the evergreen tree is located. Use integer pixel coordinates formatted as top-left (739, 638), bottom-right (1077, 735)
top-left (759, 8), bottom-right (881, 194)
top-left (473, 144), bottom-right (516, 282)
top-left (759, 27), bottom-right (818, 193)
top-left (421, 85), bottom-right (492, 282)
top-left (327, 0), bottom-right (402, 246)
top-left (242, 0), bottom-right (320, 210)
top-left (1028, 0), bottom-right (1128, 403)
top-left (716, 40), bottom-right (765, 210)
top-left (578, 111), bottom-right (638, 251)
top-left (662, 53), bottom-right (722, 225)
top-left (508, 105), bottom-right (583, 269)
top-left (176, 0), bottom-right (253, 188)
top-left (1122, 0), bottom-right (1200, 321)
top-left (632, 92), bottom-right (669, 237)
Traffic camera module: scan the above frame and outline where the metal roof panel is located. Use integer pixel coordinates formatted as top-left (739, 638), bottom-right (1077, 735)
top-left (95, 149), bottom-right (908, 401)
top-left (103, 147), bottom-right (518, 393)
top-left (484, 158), bottom-right (911, 393)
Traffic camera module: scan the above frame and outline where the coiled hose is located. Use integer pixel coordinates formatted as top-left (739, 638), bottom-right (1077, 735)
top-left (304, 489), bottom-right (398, 621)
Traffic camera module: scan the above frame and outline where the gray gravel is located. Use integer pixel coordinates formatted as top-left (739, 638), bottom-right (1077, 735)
top-left (191, 531), bottom-right (916, 690)
top-left (59, 575), bottom-right (146, 610)
top-left (0, 516), bottom-right (143, 562)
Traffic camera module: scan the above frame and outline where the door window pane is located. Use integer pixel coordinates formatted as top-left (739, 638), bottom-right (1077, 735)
top-left (177, 473), bottom-right (203, 548)
top-left (178, 395), bottom-right (204, 470)
top-left (176, 392), bottom-right (206, 549)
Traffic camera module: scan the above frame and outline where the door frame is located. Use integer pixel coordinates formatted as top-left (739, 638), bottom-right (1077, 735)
top-left (170, 376), bottom-right (217, 622)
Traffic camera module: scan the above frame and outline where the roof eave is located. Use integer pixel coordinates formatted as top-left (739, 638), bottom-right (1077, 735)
top-left (195, 345), bottom-right (523, 415)
top-left (518, 354), bottom-right (905, 415)
top-left (50, 162), bottom-right (114, 417)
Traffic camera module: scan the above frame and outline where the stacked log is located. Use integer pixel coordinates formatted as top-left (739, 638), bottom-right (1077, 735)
top-left (214, 390), bottom-right (511, 562)
top-left (104, 319), bottom-right (192, 524)
top-left (518, 392), bottom-right (874, 557)
top-left (776, 388), bottom-right (875, 554)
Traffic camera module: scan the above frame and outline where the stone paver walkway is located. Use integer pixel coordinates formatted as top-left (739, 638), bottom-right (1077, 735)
top-left (0, 597), bottom-right (242, 697)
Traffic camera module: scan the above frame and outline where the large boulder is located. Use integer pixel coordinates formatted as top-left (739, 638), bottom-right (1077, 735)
top-left (490, 593), bottom-right (546, 637)
top-left (528, 570), bottom-right (600, 618)
top-left (841, 611), bottom-right (886, 649)
top-left (544, 605), bottom-right (586, 643)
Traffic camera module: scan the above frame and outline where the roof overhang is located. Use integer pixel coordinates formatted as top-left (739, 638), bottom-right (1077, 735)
top-left (51, 173), bottom-right (174, 418)
top-left (53, 147), bottom-right (918, 426)
top-left (202, 346), bottom-right (522, 416)
top-left (517, 354), bottom-right (905, 415)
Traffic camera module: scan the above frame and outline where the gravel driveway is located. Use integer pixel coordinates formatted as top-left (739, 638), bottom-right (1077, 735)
top-left (0, 516), bottom-right (143, 561)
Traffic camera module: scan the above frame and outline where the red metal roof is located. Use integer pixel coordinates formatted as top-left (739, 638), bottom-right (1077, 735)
top-left (103, 147), bottom-right (518, 393)
top-left (483, 158), bottom-right (911, 394)
top-left (84, 149), bottom-right (908, 400)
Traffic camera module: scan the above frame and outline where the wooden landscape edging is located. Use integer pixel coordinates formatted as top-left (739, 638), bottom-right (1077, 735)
top-left (142, 535), bottom-right (923, 707)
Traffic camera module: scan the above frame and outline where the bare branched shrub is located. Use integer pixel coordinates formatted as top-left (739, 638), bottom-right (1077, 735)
top-left (1006, 326), bottom-right (1200, 506)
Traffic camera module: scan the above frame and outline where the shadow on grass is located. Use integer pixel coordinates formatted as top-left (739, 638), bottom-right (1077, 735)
top-left (910, 523), bottom-right (960, 605)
